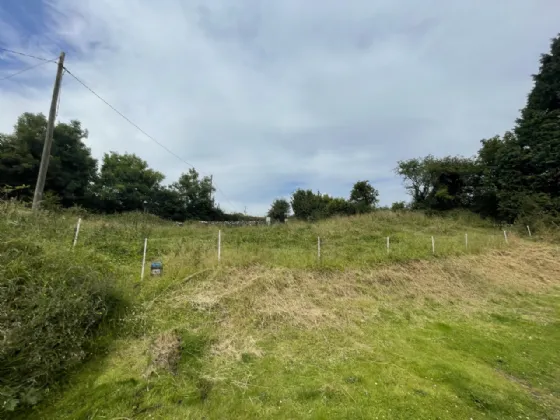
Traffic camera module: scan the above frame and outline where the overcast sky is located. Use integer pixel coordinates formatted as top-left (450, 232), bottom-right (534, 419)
top-left (0, 1), bottom-right (558, 215)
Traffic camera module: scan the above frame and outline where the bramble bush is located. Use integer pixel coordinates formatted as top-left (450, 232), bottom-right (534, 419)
top-left (0, 233), bottom-right (120, 413)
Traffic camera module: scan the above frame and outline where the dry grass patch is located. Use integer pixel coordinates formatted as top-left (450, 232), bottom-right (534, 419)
top-left (144, 330), bottom-right (182, 377)
top-left (155, 243), bottom-right (560, 360)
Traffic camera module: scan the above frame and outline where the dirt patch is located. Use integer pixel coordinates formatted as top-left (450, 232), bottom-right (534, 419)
top-left (144, 330), bottom-right (182, 377)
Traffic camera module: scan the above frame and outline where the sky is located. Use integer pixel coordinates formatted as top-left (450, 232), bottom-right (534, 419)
top-left (0, 1), bottom-right (558, 215)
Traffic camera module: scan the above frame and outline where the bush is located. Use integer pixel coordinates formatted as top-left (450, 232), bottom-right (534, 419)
top-left (0, 238), bottom-right (118, 413)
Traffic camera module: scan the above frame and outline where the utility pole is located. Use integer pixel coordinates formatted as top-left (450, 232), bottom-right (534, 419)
top-left (32, 51), bottom-right (65, 212)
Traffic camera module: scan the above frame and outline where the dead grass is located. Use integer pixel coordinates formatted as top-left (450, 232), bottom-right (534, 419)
top-left (144, 330), bottom-right (182, 377)
top-left (155, 242), bottom-right (560, 360)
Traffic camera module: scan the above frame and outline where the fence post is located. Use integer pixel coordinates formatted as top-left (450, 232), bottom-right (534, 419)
top-left (527, 225), bottom-right (532, 237)
top-left (317, 236), bottom-right (321, 261)
top-left (465, 233), bottom-right (468, 249)
top-left (140, 238), bottom-right (147, 281)
top-left (431, 236), bottom-right (435, 254)
top-left (218, 230), bottom-right (222, 262)
top-left (386, 236), bottom-right (390, 253)
top-left (503, 230), bottom-right (508, 244)
top-left (72, 217), bottom-right (82, 248)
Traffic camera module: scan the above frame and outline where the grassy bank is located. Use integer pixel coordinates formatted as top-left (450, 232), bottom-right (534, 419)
top-left (3, 204), bottom-right (559, 419)
top-left (76, 210), bottom-right (519, 270)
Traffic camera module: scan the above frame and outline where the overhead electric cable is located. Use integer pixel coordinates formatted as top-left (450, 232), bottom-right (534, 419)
top-left (63, 66), bottom-right (240, 212)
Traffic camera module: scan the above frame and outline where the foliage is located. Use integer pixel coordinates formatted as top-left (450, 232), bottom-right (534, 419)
top-left (391, 201), bottom-right (407, 211)
top-left (0, 113), bottom-right (97, 207)
top-left (170, 168), bottom-right (216, 220)
top-left (267, 198), bottom-right (290, 222)
top-left (89, 152), bottom-right (164, 213)
top-left (0, 208), bottom-right (120, 413)
top-left (396, 155), bottom-right (480, 212)
top-left (0, 115), bottom-right (234, 222)
top-left (349, 180), bottom-right (379, 212)
top-left (290, 182), bottom-right (380, 221)
top-left (395, 34), bottom-right (560, 225)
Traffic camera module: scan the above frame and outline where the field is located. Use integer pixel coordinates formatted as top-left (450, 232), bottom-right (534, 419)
top-left (2, 204), bottom-right (560, 419)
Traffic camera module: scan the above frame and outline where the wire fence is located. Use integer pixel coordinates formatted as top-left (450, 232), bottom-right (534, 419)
top-left (65, 217), bottom-right (537, 280)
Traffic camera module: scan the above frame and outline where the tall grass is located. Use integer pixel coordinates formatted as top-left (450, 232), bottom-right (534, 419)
top-left (0, 203), bottom-right (124, 413)
top-left (70, 209), bottom-right (518, 271)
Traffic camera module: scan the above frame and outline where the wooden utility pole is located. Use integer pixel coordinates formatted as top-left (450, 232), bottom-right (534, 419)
top-left (32, 51), bottom-right (65, 212)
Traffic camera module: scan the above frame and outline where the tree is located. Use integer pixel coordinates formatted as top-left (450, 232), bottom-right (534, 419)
top-left (150, 186), bottom-right (187, 221)
top-left (0, 113), bottom-right (97, 207)
top-left (396, 155), bottom-right (480, 211)
top-left (325, 197), bottom-right (356, 217)
top-left (267, 198), bottom-right (290, 222)
top-left (395, 157), bottom-right (436, 207)
top-left (171, 168), bottom-right (216, 220)
top-left (349, 180), bottom-right (379, 213)
top-left (488, 34), bottom-right (560, 222)
top-left (391, 201), bottom-right (406, 211)
top-left (472, 134), bottom-right (509, 218)
top-left (290, 189), bottom-right (334, 220)
top-left (92, 152), bottom-right (164, 213)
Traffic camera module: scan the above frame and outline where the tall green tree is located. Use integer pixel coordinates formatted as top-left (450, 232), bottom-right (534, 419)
top-left (0, 113), bottom-right (97, 206)
top-left (349, 180), bottom-right (379, 213)
top-left (91, 152), bottom-right (164, 213)
top-left (171, 168), bottom-right (216, 220)
top-left (490, 34), bottom-right (560, 221)
top-left (291, 189), bottom-right (332, 220)
top-left (267, 198), bottom-right (290, 222)
top-left (150, 186), bottom-right (187, 221)
top-left (396, 155), bottom-right (479, 211)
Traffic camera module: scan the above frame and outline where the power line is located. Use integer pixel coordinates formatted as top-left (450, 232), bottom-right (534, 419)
top-left (62, 66), bottom-right (240, 212)
top-left (0, 47), bottom-right (52, 63)
top-left (0, 58), bottom-right (56, 81)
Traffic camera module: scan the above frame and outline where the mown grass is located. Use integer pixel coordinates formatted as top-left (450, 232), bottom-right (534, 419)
top-left (4, 203), bottom-right (560, 419)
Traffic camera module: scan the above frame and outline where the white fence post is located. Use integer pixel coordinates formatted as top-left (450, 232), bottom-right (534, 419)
top-left (218, 230), bottom-right (222, 262)
top-left (465, 233), bottom-right (468, 249)
top-left (431, 236), bottom-right (435, 254)
top-left (317, 236), bottom-right (321, 261)
top-left (140, 238), bottom-right (147, 281)
top-left (503, 230), bottom-right (508, 244)
top-left (72, 217), bottom-right (82, 248)
top-left (386, 236), bottom-right (390, 253)
top-left (527, 225), bottom-right (532, 237)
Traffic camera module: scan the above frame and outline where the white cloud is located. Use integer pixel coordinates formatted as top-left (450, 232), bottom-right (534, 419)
top-left (1, 0), bottom-right (558, 215)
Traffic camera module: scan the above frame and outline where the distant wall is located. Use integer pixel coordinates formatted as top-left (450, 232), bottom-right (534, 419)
top-left (197, 220), bottom-right (280, 227)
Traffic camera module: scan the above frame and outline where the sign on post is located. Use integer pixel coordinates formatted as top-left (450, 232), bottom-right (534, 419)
top-left (150, 261), bottom-right (163, 276)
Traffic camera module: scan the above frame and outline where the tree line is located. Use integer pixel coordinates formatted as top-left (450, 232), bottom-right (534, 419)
top-left (2, 34), bottom-right (559, 225)
top-left (0, 113), bottom-right (252, 221)
top-left (396, 34), bottom-right (560, 225)
top-left (268, 181), bottom-right (380, 222)
top-left (268, 34), bottom-right (560, 225)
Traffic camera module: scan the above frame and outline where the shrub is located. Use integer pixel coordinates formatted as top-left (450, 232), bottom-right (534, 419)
top-left (0, 238), bottom-right (118, 413)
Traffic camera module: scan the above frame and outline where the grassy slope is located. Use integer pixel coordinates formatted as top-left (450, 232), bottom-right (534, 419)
top-left (9, 208), bottom-right (560, 419)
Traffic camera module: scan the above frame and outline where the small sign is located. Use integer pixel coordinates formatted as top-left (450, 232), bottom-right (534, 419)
top-left (150, 261), bottom-right (163, 276)
top-left (266, 217), bottom-right (271, 226)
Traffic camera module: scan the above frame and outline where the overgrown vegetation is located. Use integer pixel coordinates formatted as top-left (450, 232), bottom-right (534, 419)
top-left (0, 204), bottom-right (124, 413)
top-left (5, 206), bottom-right (556, 419)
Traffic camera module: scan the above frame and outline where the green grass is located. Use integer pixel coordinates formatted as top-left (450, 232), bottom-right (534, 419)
top-left (31, 291), bottom-right (560, 419)
top-left (3, 203), bottom-right (559, 419)
top-left (72, 210), bottom-right (515, 270)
